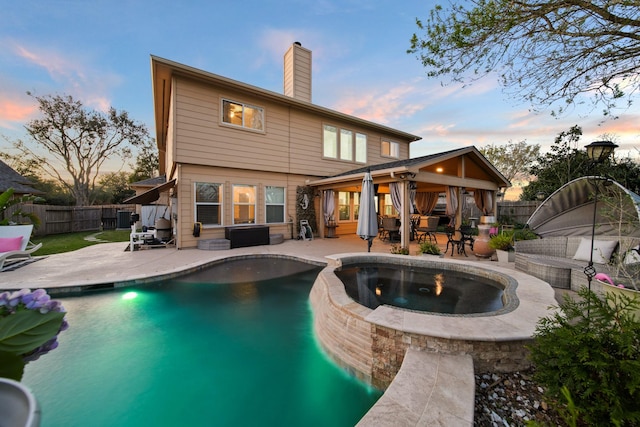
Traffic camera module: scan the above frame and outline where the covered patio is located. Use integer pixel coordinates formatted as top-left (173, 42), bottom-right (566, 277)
top-left (308, 147), bottom-right (511, 249)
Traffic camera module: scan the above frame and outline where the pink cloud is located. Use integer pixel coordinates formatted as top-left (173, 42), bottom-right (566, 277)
top-left (10, 42), bottom-right (118, 113)
top-left (331, 83), bottom-right (425, 124)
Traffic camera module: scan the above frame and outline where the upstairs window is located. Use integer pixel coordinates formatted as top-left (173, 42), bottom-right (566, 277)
top-left (340, 129), bottom-right (353, 161)
top-left (382, 140), bottom-right (399, 158)
top-left (355, 133), bottom-right (367, 163)
top-left (222, 99), bottom-right (264, 131)
top-left (323, 124), bottom-right (367, 163)
top-left (323, 125), bottom-right (338, 158)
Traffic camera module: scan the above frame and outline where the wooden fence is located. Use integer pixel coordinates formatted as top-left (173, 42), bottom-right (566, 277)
top-left (463, 200), bottom-right (542, 227)
top-left (497, 201), bottom-right (542, 226)
top-left (5, 201), bottom-right (543, 237)
top-left (4, 204), bottom-right (136, 236)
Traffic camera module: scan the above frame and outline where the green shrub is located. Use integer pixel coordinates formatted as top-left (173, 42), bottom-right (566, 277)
top-left (528, 287), bottom-right (640, 426)
top-left (488, 232), bottom-right (514, 251)
top-left (418, 241), bottom-right (441, 255)
top-left (390, 244), bottom-right (409, 255)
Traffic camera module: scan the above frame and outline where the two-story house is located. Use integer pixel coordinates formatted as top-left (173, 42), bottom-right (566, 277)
top-left (137, 43), bottom-right (509, 249)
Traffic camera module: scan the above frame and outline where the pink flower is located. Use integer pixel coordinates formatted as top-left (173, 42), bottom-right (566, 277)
top-left (617, 284), bottom-right (625, 288)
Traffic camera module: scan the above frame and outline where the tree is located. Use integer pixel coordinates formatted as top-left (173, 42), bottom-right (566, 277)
top-left (480, 140), bottom-right (540, 198)
top-left (408, 1), bottom-right (640, 115)
top-left (129, 138), bottom-right (159, 183)
top-left (0, 151), bottom-right (73, 205)
top-left (14, 93), bottom-right (150, 206)
top-left (94, 172), bottom-right (135, 204)
top-left (520, 125), bottom-right (640, 200)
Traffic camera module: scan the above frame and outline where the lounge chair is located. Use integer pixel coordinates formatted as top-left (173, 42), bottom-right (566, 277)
top-left (0, 225), bottom-right (42, 271)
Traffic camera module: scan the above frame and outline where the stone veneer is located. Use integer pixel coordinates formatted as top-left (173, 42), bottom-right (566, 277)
top-left (310, 254), bottom-right (558, 389)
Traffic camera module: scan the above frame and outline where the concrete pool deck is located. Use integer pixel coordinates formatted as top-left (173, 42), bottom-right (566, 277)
top-left (0, 234), bottom-right (562, 427)
top-left (0, 233), bottom-right (518, 291)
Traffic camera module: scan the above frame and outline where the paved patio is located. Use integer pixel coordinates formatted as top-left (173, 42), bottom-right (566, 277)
top-left (1, 233), bottom-right (501, 291)
top-left (1, 233), bottom-right (565, 427)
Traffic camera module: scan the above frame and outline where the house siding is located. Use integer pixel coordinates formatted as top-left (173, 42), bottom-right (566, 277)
top-left (156, 55), bottom-right (420, 248)
top-left (172, 77), bottom-right (413, 179)
top-left (175, 164), bottom-right (305, 248)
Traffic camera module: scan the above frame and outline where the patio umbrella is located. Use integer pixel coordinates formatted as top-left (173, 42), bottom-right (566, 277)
top-left (357, 170), bottom-right (378, 252)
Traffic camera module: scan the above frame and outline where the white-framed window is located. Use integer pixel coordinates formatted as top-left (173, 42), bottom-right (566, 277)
top-left (381, 140), bottom-right (399, 158)
top-left (355, 133), bottom-right (367, 163)
top-left (195, 182), bottom-right (222, 226)
top-left (323, 124), bottom-right (367, 163)
top-left (338, 191), bottom-right (361, 221)
top-left (233, 184), bottom-right (256, 224)
top-left (222, 99), bottom-right (264, 131)
top-left (383, 194), bottom-right (398, 216)
top-left (323, 124), bottom-right (338, 158)
top-left (265, 186), bottom-right (285, 223)
top-left (340, 129), bottom-right (353, 161)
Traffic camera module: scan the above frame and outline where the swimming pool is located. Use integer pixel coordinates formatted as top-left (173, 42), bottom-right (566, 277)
top-left (22, 258), bottom-right (381, 427)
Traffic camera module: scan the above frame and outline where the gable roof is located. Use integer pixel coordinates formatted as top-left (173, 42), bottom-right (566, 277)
top-left (309, 146), bottom-right (511, 191)
top-left (0, 160), bottom-right (42, 195)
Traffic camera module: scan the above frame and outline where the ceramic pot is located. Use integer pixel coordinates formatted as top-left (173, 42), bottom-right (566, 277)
top-left (473, 224), bottom-right (494, 258)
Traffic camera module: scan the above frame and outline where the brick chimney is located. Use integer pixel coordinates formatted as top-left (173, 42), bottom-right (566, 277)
top-left (283, 42), bottom-right (312, 103)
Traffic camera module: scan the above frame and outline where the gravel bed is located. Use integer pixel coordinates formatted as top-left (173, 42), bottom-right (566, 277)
top-left (474, 369), bottom-right (564, 426)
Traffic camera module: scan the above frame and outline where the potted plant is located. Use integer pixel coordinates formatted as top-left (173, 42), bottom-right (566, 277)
top-left (489, 232), bottom-right (514, 263)
top-left (418, 241), bottom-right (442, 257)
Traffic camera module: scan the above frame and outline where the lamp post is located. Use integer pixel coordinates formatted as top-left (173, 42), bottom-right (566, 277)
top-left (583, 141), bottom-right (618, 308)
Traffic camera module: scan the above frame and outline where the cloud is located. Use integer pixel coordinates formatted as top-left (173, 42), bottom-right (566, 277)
top-left (0, 89), bottom-right (37, 129)
top-left (332, 83), bottom-right (424, 124)
top-left (9, 41), bottom-right (121, 113)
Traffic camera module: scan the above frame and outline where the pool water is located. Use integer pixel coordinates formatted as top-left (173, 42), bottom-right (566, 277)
top-left (336, 263), bottom-right (504, 314)
top-left (22, 259), bottom-right (381, 427)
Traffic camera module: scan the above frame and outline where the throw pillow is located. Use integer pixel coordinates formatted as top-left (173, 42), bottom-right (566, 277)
top-left (0, 236), bottom-right (23, 252)
top-left (572, 237), bottom-right (618, 264)
top-left (624, 245), bottom-right (640, 265)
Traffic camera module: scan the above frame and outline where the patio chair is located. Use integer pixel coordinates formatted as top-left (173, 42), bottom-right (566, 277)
top-left (445, 226), bottom-right (466, 256)
top-left (0, 225), bottom-right (43, 271)
top-left (381, 217), bottom-right (400, 242)
top-left (415, 216), bottom-right (439, 244)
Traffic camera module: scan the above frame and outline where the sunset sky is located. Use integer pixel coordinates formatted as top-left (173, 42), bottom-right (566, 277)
top-left (1, 0), bottom-right (638, 172)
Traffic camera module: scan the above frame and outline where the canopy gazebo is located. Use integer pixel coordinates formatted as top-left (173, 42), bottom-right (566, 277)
top-left (527, 176), bottom-right (640, 238)
top-left (308, 146), bottom-right (511, 248)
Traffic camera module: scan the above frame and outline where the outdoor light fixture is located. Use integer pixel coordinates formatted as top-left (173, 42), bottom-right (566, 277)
top-left (585, 140), bottom-right (618, 164)
top-left (584, 140), bottom-right (617, 315)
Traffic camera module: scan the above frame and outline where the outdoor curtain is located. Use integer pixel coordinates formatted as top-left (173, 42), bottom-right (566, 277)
top-left (323, 190), bottom-right (335, 225)
top-left (445, 186), bottom-right (459, 226)
top-left (409, 181), bottom-right (417, 214)
top-left (415, 192), bottom-right (439, 215)
top-left (473, 189), bottom-right (494, 216)
top-left (389, 182), bottom-right (402, 214)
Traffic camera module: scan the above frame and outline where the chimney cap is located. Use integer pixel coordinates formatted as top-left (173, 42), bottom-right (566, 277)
top-left (294, 41), bottom-right (302, 46)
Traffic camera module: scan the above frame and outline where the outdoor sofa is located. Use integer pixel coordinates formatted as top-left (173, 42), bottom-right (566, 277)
top-left (515, 235), bottom-right (640, 291)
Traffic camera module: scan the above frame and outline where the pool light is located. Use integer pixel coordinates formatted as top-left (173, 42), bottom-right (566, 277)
top-left (122, 291), bottom-right (138, 300)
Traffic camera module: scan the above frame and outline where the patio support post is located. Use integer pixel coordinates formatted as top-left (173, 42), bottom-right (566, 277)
top-left (400, 181), bottom-right (411, 248)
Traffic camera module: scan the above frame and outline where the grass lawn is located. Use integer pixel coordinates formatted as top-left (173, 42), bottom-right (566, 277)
top-left (32, 230), bottom-right (130, 255)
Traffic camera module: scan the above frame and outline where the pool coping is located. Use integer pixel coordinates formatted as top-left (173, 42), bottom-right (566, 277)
top-left (324, 254), bottom-right (557, 342)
